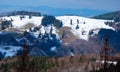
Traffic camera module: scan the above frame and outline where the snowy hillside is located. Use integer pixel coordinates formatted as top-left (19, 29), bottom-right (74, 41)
top-left (57, 16), bottom-right (114, 40)
top-left (0, 15), bottom-right (116, 58)
top-left (1, 15), bottom-right (114, 40)
top-left (1, 16), bottom-right (42, 28)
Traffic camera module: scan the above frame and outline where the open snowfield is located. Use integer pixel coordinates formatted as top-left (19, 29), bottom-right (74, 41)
top-left (1, 15), bottom-right (114, 40)
top-left (0, 15), bottom-right (115, 57)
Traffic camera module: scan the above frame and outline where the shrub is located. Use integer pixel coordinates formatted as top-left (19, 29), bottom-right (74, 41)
top-left (53, 19), bottom-right (63, 29)
top-left (41, 15), bottom-right (56, 26)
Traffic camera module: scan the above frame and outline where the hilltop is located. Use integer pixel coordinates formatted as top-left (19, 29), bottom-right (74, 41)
top-left (92, 11), bottom-right (120, 20)
top-left (0, 11), bottom-right (41, 17)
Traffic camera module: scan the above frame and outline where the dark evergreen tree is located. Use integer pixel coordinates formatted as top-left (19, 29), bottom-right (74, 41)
top-left (38, 32), bottom-right (42, 39)
top-left (62, 30), bottom-right (66, 39)
top-left (29, 14), bottom-right (32, 19)
top-left (83, 21), bottom-right (86, 24)
top-left (1, 20), bottom-right (13, 30)
top-left (0, 52), bottom-right (5, 60)
top-left (41, 15), bottom-right (56, 26)
top-left (70, 19), bottom-right (73, 25)
top-left (17, 44), bottom-right (30, 72)
top-left (53, 19), bottom-right (63, 29)
top-left (76, 24), bottom-right (79, 30)
top-left (50, 26), bottom-right (53, 34)
top-left (20, 16), bottom-right (23, 20)
top-left (77, 19), bottom-right (79, 24)
top-left (114, 16), bottom-right (120, 23)
top-left (116, 61), bottom-right (120, 72)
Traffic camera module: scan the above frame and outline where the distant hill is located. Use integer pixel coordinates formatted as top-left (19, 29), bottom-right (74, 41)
top-left (92, 11), bottom-right (120, 20)
top-left (0, 11), bottom-right (41, 17)
top-left (0, 5), bottom-right (109, 17)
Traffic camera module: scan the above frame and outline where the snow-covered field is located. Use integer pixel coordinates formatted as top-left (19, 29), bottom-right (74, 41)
top-left (57, 16), bottom-right (114, 40)
top-left (1, 15), bottom-right (42, 28)
top-left (1, 15), bottom-right (114, 40)
top-left (0, 15), bottom-right (115, 57)
top-left (0, 45), bottom-right (22, 58)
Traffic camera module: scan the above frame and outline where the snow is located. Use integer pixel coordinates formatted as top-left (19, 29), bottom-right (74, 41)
top-left (70, 52), bottom-right (75, 56)
top-left (96, 60), bottom-right (117, 65)
top-left (56, 16), bottom-right (114, 40)
top-left (1, 15), bottom-right (114, 40)
top-left (0, 45), bottom-right (22, 58)
top-left (2, 15), bottom-right (43, 28)
top-left (50, 46), bottom-right (56, 51)
top-left (0, 15), bottom-right (115, 57)
top-left (40, 50), bottom-right (47, 56)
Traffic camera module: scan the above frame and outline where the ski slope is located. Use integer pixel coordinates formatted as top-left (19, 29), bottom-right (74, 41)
top-left (1, 15), bottom-right (114, 40)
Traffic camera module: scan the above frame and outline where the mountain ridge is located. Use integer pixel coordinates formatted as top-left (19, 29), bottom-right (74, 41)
top-left (92, 11), bottom-right (120, 20)
top-left (0, 5), bottom-right (110, 17)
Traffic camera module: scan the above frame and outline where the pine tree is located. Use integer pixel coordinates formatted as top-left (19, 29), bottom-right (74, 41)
top-left (17, 44), bottom-right (29, 72)
top-left (100, 36), bottom-right (113, 71)
top-left (53, 19), bottom-right (63, 29)
top-left (29, 14), bottom-right (32, 19)
top-left (50, 26), bottom-right (53, 34)
top-left (76, 24), bottom-right (79, 30)
top-left (41, 15), bottom-right (56, 26)
top-left (62, 30), bottom-right (65, 39)
top-left (70, 19), bottom-right (72, 25)
top-left (77, 19), bottom-right (79, 24)
top-left (0, 52), bottom-right (5, 61)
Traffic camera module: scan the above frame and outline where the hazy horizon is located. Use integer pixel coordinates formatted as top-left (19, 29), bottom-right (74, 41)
top-left (0, 0), bottom-right (120, 11)
top-left (0, 0), bottom-right (120, 16)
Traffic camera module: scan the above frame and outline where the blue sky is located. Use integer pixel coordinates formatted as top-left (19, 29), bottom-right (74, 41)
top-left (0, 0), bottom-right (120, 11)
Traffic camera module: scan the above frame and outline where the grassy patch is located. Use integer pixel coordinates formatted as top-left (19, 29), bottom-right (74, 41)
top-left (57, 26), bottom-right (78, 44)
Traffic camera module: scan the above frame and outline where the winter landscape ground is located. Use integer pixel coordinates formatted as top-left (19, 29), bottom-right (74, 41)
top-left (0, 11), bottom-right (120, 72)
top-left (0, 0), bottom-right (120, 72)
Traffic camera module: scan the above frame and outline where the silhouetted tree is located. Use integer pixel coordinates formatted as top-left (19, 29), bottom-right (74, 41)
top-left (29, 14), bottom-right (32, 19)
top-left (83, 21), bottom-right (86, 24)
top-left (116, 60), bottom-right (120, 72)
top-left (1, 20), bottom-right (13, 30)
top-left (50, 26), bottom-right (53, 34)
top-left (76, 24), bottom-right (79, 30)
top-left (62, 30), bottom-right (66, 39)
top-left (70, 19), bottom-right (73, 25)
top-left (0, 52), bottom-right (6, 60)
top-left (20, 16), bottom-right (23, 20)
top-left (17, 44), bottom-right (30, 72)
top-left (100, 36), bottom-right (111, 70)
top-left (41, 15), bottom-right (56, 26)
top-left (77, 19), bottom-right (79, 24)
top-left (53, 19), bottom-right (63, 29)
top-left (114, 16), bottom-right (120, 23)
